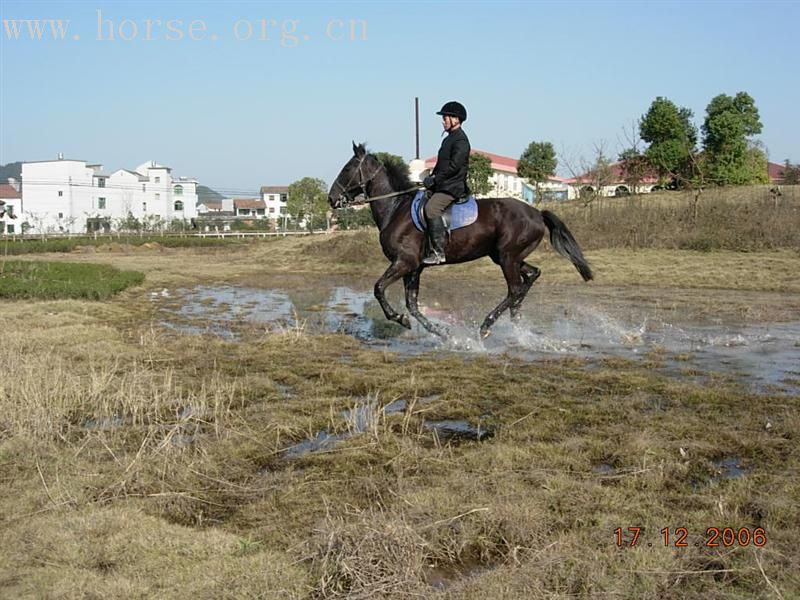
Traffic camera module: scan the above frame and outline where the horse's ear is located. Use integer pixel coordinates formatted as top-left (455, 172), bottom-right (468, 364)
top-left (352, 140), bottom-right (358, 155)
top-left (353, 141), bottom-right (365, 157)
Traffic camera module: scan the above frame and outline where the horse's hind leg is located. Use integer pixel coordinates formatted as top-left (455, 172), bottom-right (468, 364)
top-left (403, 269), bottom-right (447, 338)
top-left (509, 262), bottom-right (541, 320)
top-left (374, 261), bottom-right (412, 329)
top-left (480, 258), bottom-right (523, 338)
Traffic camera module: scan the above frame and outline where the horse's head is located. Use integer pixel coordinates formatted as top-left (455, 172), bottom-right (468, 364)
top-left (328, 142), bottom-right (383, 209)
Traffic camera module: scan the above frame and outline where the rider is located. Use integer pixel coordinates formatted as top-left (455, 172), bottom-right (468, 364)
top-left (422, 101), bottom-right (471, 265)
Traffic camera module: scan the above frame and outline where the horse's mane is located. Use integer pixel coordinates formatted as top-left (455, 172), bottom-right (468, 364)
top-left (372, 151), bottom-right (414, 191)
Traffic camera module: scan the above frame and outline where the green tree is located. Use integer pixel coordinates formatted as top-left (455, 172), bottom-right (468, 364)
top-left (782, 160), bottom-right (800, 185)
top-left (701, 92), bottom-right (764, 185)
top-left (374, 152), bottom-right (409, 178)
top-left (287, 177), bottom-right (328, 232)
top-left (640, 97), bottom-right (697, 186)
top-left (468, 153), bottom-right (493, 196)
top-left (334, 207), bottom-right (374, 230)
top-left (518, 141), bottom-right (557, 204)
top-left (617, 147), bottom-right (651, 194)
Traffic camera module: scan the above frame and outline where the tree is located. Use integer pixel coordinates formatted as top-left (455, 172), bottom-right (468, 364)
top-left (287, 177), bottom-right (328, 232)
top-left (468, 153), bottom-right (493, 196)
top-left (334, 206), bottom-right (374, 230)
top-left (618, 147), bottom-right (650, 194)
top-left (702, 92), bottom-right (764, 185)
top-left (640, 96), bottom-right (697, 186)
top-left (374, 152), bottom-right (409, 178)
top-left (782, 160), bottom-right (800, 185)
top-left (518, 141), bottom-right (557, 204)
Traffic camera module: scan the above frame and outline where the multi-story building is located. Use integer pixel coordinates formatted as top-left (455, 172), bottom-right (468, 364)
top-left (0, 178), bottom-right (22, 234)
top-left (21, 156), bottom-right (198, 233)
top-left (260, 186), bottom-right (289, 221)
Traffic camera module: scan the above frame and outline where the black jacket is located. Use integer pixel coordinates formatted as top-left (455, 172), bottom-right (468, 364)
top-left (431, 127), bottom-right (470, 198)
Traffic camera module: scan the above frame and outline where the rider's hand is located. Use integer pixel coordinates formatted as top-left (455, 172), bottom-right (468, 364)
top-left (423, 175), bottom-right (435, 189)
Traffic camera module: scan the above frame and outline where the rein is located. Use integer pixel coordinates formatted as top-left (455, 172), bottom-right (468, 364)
top-left (351, 186), bottom-right (422, 204)
top-left (333, 154), bottom-right (422, 207)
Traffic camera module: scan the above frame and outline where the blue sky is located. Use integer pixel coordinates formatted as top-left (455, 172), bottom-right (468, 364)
top-left (1, 0), bottom-right (798, 195)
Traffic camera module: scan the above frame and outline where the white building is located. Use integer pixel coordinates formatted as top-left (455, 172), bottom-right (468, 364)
top-left (423, 149), bottom-right (528, 199)
top-left (233, 198), bottom-right (267, 218)
top-left (0, 179), bottom-right (22, 234)
top-left (21, 157), bottom-right (198, 233)
top-left (260, 186), bottom-right (289, 221)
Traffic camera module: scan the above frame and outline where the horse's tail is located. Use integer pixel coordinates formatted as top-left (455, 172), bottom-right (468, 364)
top-left (541, 210), bottom-right (593, 282)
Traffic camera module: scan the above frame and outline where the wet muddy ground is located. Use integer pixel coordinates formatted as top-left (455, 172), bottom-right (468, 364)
top-left (150, 273), bottom-right (800, 395)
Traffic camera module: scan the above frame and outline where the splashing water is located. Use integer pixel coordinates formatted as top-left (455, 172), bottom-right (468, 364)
top-left (154, 283), bottom-right (800, 394)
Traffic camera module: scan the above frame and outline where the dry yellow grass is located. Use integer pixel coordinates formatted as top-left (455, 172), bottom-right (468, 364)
top-left (1, 231), bottom-right (798, 598)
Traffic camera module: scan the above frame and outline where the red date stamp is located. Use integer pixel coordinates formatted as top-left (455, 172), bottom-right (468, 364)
top-left (614, 527), bottom-right (766, 548)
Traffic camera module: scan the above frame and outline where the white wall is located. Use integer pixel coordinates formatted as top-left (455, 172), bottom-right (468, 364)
top-left (22, 158), bottom-right (198, 233)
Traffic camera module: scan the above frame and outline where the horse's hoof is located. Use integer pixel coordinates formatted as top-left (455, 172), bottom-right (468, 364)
top-left (398, 314), bottom-right (412, 329)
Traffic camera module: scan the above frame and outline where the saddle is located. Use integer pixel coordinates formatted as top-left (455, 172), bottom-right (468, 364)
top-left (410, 190), bottom-right (478, 233)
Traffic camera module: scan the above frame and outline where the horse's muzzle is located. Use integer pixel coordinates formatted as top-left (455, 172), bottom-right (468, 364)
top-left (329, 194), bottom-right (346, 209)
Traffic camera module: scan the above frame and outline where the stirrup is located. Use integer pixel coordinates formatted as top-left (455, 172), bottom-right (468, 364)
top-left (423, 251), bottom-right (446, 265)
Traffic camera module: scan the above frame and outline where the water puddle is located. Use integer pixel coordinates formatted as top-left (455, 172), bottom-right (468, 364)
top-left (280, 395), bottom-right (479, 458)
top-left (151, 281), bottom-right (800, 394)
top-left (709, 456), bottom-right (749, 483)
top-left (424, 559), bottom-right (491, 591)
top-left (424, 419), bottom-right (494, 442)
top-left (592, 463), bottom-right (616, 476)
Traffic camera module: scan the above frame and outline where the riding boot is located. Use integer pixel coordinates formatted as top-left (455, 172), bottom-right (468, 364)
top-left (423, 216), bottom-right (447, 265)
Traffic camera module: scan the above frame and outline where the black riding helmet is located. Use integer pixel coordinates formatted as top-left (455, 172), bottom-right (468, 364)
top-left (436, 101), bottom-right (467, 122)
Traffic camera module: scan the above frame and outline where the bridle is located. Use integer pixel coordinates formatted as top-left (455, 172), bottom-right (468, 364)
top-left (331, 154), bottom-right (383, 207)
top-left (332, 154), bottom-right (421, 207)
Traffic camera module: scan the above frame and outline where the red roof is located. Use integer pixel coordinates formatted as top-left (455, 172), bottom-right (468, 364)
top-left (768, 162), bottom-right (786, 183)
top-left (260, 186), bottom-right (289, 194)
top-left (0, 183), bottom-right (21, 200)
top-left (564, 162), bottom-right (659, 186)
top-left (234, 198), bottom-right (266, 210)
top-left (425, 149), bottom-right (520, 174)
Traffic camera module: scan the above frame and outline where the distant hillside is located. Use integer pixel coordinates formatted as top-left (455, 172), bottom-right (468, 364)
top-left (196, 185), bottom-right (225, 203)
top-left (0, 162), bottom-right (22, 181)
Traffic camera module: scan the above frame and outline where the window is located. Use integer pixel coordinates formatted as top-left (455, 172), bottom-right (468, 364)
top-left (174, 200), bottom-right (184, 211)
top-left (269, 207), bottom-right (275, 214)
top-left (239, 208), bottom-right (250, 215)
top-left (6, 224), bottom-right (13, 234)
top-left (98, 197), bottom-right (106, 209)
top-left (58, 190), bottom-right (63, 197)
top-left (58, 212), bottom-right (63, 218)
top-left (155, 176), bottom-right (161, 183)
top-left (280, 206), bottom-right (287, 214)
top-left (257, 208), bottom-right (265, 215)
top-left (155, 193), bottom-right (160, 201)
top-left (174, 185), bottom-right (183, 196)
top-left (280, 194), bottom-right (288, 203)
top-left (98, 178), bottom-right (105, 188)
top-left (143, 202), bottom-right (147, 212)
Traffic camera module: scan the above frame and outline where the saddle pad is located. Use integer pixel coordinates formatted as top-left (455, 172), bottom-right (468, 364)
top-left (411, 191), bottom-right (479, 232)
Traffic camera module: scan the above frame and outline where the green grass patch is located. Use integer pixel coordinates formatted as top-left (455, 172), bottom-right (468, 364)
top-left (0, 260), bottom-right (144, 300)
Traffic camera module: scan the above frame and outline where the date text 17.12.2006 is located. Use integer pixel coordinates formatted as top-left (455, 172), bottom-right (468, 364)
top-left (614, 527), bottom-right (766, 548)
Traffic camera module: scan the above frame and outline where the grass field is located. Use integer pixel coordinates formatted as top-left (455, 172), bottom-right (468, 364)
top-left (1, 208), bottom-right (798, 598)
top-left (0, 261), bottom-right (144, 300)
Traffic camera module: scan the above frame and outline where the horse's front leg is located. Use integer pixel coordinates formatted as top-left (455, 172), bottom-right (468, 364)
top-left (403, 269), bottom-right (447, 338)
top-left (374, 261), bottom-right (412, 329)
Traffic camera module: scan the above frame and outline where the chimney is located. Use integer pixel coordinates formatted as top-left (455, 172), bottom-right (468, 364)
top-left (8, 177), bottom-right (20, 193)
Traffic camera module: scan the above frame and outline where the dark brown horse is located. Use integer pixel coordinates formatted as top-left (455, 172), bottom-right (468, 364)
top-left (328, 142), bottom-right (593, 338)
